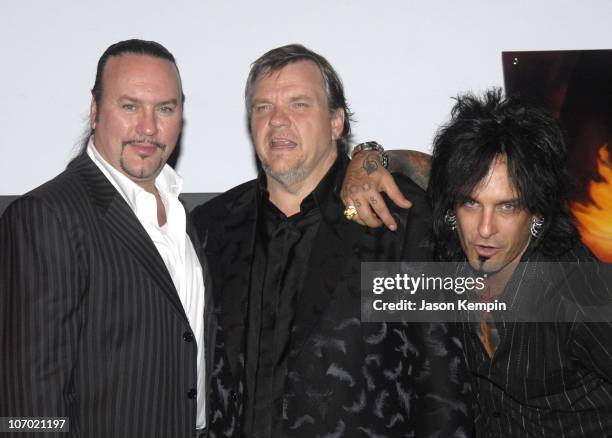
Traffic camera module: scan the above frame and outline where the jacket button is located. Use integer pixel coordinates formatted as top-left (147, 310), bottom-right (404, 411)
top-left (492, 411), bottom-right (501, 418)
top-left (183, 331), bottom-right (194, 342)
top-left (230, 391), bottom-right (238, 401)
top-left (188, 388), bottom-right (197, 399)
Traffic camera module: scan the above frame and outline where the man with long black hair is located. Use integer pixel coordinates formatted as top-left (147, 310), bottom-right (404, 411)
top-left (343, 89), bottom-right (612, 436)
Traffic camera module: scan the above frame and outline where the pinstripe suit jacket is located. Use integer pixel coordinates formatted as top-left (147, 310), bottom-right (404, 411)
top-left (0, 154), bottom-right (216, 438)
top-left (462, 244), bottom-right (612, 437)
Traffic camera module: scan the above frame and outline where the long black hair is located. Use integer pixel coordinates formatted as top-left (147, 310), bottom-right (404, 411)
top-left (428, 88), bottom-right (579, 261)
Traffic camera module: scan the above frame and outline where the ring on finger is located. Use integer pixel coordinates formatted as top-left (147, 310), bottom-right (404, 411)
top-left (343, 205), bottom-right (358, 221)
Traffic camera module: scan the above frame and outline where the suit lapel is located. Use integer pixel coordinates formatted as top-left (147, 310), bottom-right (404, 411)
top-left (213, 186), bottom-right (259, 378)
top-left (71, 154), bottom-right (188, 322)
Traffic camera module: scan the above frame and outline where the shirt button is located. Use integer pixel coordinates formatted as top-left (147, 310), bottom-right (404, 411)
top-left (183, 331), bottom-right (194, 342)
top-left (188, 388), bottom-right (197, 399)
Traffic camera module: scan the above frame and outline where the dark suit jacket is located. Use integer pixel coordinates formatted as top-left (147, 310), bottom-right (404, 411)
top-left (0, 154), bottom-right (216, 438)
top-left (193, 160), bottom-right (472, 437)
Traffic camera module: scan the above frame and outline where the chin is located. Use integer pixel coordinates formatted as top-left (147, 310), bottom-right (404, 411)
top-left (467, 256), bottom-right (504, 275)
top-left (264, 158), bottom-right (305, 178)
top-left (271, 156), bottom-right (300, 170)
top-left (122, 164), bottom-right (158, 180)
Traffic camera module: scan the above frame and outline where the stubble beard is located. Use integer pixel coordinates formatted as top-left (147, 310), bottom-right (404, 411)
top-left (262, 158), bottom-right (307, 191)
top-left (120, 143), bottom-right (167, 181)
top-left (121, 155), bottom-right (165, 180)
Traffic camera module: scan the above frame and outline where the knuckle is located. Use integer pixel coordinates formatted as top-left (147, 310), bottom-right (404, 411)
top-left (359, 210), bottom-right (375, 221)
top-left (356, 207), bottom-right (370, 217)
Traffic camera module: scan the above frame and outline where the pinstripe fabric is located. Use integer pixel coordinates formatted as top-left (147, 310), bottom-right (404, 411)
top-left (461, 244), bottom-right (612, 437)
top-left (0, 154), bottom-right (215, 438)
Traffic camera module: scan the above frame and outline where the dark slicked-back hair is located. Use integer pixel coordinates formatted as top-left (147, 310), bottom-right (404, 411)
top-left (428, 88), bottom-right (579, 261)
top-left (91, 39), bottom-right (184, 106)
top-left (244, 44), bottom-right (353, 155)
top-left (77, 39), bottom-right (184, 154)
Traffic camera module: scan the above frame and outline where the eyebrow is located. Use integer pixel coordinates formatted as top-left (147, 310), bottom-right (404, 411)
top-left (251, 93), bottom-right (314, 104)
top-left (117, 96), bottom-right (179, 106)
top-left (157, 99), bottom-right (178, 106)
top-left (251, 97), bottom-right (271, 105)
top-left (458, 195), bottom-right (521, 205)
top-left (496, 198), bottom-right (521, 205)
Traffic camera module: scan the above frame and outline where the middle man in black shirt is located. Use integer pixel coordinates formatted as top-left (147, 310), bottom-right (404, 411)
top-left (193, 44), bottom-right (471, 438)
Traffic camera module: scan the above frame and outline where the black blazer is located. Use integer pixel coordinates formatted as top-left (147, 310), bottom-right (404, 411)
top-left (194, 161), bottom-right (472, 437)
top-left (0, 154), bottom-right (216, 437)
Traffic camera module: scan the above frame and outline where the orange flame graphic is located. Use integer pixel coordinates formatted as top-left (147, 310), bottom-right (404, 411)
top-left (571, 146), bottom-right (612, 262)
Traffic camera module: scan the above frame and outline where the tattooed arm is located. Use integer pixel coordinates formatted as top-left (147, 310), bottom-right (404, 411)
top-left (341, 149), bottom-right (432, 229)
top-left (387, 150), bottom-right (431, 190)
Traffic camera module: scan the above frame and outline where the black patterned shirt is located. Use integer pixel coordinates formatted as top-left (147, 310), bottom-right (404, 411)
top-left (242, 161), bottom-right (338, 437)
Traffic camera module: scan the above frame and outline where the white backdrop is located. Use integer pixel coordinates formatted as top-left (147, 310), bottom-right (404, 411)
top-left (1, 0), bottom-right (611, 195)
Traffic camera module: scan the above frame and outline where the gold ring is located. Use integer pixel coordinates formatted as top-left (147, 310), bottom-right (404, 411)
top-left (344, 205), bottom-right (358, 220)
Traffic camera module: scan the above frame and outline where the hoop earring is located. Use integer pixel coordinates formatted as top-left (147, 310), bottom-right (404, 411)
top-left (444, 210), bottom-right (457, 231)
top-left (530, 216), bottom-right (544, 238)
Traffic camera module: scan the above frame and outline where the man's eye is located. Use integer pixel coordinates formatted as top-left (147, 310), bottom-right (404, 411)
top-left (159, 106), bottom-right (174, 114)
top-left (500, 203), bottom-right (517, 212)
top-left (122, 103), bottom-right (136, 111)
top-left (254, 104), bottom-right (271, 113)
top-left (293, 102), bottom-right (308, 109)
top-left (463, 200), bottom-right (478, 208)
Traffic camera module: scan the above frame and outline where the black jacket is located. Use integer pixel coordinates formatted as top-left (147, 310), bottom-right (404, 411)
top-left (462, 243), bottom-right (612, 437)
top-left (0, 154), bottom-right (216, 437)
top-left (193, 158), bottom-right (472, 437)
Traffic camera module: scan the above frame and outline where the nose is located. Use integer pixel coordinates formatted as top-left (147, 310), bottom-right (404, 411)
top-left (269, 106), bottom-right (290, 128)
top-left (137, 108), bottom-right (158, 137)
top-left (478, 208), bottom-right (497, 239)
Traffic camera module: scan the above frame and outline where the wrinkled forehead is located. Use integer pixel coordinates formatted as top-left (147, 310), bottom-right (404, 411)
top-left (254, 60), bottom-right (326, 95)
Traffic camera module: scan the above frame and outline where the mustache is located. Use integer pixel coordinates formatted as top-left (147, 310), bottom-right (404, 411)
top-left (122, 139), bottom-right (166, 150)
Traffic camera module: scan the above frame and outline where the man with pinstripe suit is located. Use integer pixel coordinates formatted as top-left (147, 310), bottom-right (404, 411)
top-left (0, 40), bottom-right (215, 437)
top-left (344, 89), bottom-right (612, 436)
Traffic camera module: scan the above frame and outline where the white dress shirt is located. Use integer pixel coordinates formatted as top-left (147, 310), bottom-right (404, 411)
top-left (87, 141), bottom-right (207, 428)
